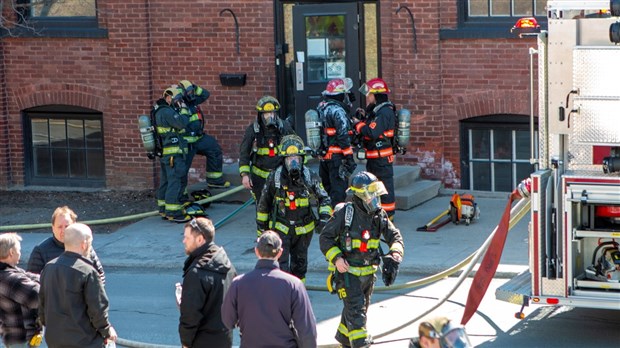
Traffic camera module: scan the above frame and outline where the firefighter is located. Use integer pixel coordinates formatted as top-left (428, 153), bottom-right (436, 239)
top-left (256, 135), bottom-right (332, 282)
top-left (239, 96), bottom-right (295, 204)
top-left (320, 171), bottom-right (404, 348)
top-left (155, 87), bottom-right (191, 222)
top-left (178, 80), bottom-right (229, 203)
top-left (354, 78), bottom-right (397, 219)
top-left (317, 78), bottom-right (357, 207)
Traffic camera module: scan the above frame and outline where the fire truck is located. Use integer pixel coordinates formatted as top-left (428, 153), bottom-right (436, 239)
top-left (496, 0), bottom-right (620, 316)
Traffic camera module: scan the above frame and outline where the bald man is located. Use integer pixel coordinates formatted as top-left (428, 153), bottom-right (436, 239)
top-left (39, 223), bottom-right (117, 348)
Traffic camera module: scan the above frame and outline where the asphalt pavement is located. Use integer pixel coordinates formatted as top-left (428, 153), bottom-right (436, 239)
top-left (14, 187), bottom-right (530, 282)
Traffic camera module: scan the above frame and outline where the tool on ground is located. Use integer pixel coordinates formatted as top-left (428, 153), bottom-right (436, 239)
top-left (416, 193), bottom-right (480, 232)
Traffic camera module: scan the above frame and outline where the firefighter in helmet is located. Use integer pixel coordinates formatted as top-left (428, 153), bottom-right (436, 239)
top-left (239, 96), bottom-right (295, 204)
top-left (409, 317), bottom-right (472, 348)
top-left (317, 78), bottom-right (357, 207)
top-left (177, 80), bottom-right (229, 202)
top-left (256, 135), bottom-right (332, 281)
top-left (155, 87), bottom-right (191, 222)
top-left (353, 77), bottom-right (397, 219)
top-left (320, 171), bottom-right (404, 348)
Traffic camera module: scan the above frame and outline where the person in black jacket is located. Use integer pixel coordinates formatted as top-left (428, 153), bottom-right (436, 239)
top-left (239, 96), bottom-right (295, 204)
top-left (179, 217), bottom-right (237, 348)
top-left (256, 135), bottom-right (332, 282)
top-left (27, 206), bottom-right (105, 283)
top-left (221, 231), bottom-right (317, 348)
top-left (320, 171), bottom-right (404, 348)
top-left (39, 223), bottom-right (117, 348)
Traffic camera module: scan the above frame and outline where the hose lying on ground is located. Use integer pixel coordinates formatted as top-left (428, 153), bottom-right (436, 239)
top-left (0, 185), bottom-right (246, 232)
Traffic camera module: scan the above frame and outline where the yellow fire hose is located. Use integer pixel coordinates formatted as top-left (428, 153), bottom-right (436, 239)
top-left (0, 185), bottom-right (246, 232)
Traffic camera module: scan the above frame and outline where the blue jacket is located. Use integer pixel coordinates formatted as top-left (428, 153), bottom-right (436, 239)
top-left (221, 259), bottom-right (317, 348)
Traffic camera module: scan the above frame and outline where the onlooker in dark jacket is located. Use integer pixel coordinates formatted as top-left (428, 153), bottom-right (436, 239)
top-left (27, 206), bottom-right (105, 283)
top-left (221, 231), bottom-right (317, 348)
top-left (0, 233), bottom-right (40, 348)
top-left (179, 217), bottom-right (237, 348)
top-left (39, 223), bottom-right (117, 348)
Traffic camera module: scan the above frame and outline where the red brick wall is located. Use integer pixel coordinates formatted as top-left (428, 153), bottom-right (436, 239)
top-left (0, 0), bottom-right (535, 190)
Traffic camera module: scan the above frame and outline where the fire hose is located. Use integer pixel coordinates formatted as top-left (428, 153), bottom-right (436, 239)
top-left (0, 185), bottom-right (246, 232)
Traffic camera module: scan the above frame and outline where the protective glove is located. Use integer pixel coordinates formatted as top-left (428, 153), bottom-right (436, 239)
top-left (338, 157), bottom-right (357, 181)
top-left (316, 219), bottom-right (328, 234)
top-left (381, 253), bottom-right (401, 287)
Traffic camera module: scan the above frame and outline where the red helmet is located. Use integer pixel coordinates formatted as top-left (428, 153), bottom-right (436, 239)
top-left (360, 77), bottom-right (390, 95)
top-left (322, 78), bottom-right (353, 96)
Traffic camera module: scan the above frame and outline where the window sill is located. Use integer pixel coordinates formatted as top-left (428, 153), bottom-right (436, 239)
top-left (440, 20), bottom-right (546, 40)
top-left (1, 27), bottom-right (108, 39)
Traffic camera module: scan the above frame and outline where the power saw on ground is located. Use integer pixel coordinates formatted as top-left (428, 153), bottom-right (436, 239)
top-left (416, 193), bottom-right (480, 232)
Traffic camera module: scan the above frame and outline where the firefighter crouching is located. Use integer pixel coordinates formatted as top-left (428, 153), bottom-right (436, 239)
top-left (353, 78), bottom-right (397, 219)
top-left (155, 88), bottom-right (191, 222)
top-left (239, 96), bottom-right (296, 205)
top-left (320, 171), bottom-right (404, 348)
top-left (317, 78), bottom-right (357, 207)
top-left (256, 135), bottom-right (332, 282)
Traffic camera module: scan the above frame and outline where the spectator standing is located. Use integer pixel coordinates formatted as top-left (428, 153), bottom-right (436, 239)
top-left (179, 217), bottom-right (237, 348)
top-left (221, 231), bottom-right (317, 348)
top-left (0, 233), bottom-right (40, 348)
top-left (27, 206), bottom-right (105, 283)
top-left (39, 223), bottom-right (117, 348)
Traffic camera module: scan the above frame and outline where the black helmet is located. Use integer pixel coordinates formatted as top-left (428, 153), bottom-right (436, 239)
top-left (347, 171), bottom-right (387, 214)
top-left (280, 135), bottom-right (305, 178)
top-left (256, 96), bottom-right (281, 127)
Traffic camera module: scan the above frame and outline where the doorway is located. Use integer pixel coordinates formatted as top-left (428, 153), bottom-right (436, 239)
top-left (277, 1), bottom-right (378, 142)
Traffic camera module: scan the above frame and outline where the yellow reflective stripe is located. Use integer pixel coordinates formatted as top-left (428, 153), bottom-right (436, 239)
top-left (319, 205), bottom-right (333, 215)
top-left (239, 165), bottom-right (250, 174)
top-left (156, 126), bottom-right (173, 133)
top-left (348, 328), bottom-right (368, 341)
top-left (257, 212), bottom-right (269, 222)
top-left (326, 247), bottom-right (342, 263)
top-left (275, 221), bottom-right (289, 235)
top-left (293, 220), bottom-right (315, 235)
top-left (390, 243), bottom-right (404, 255)
top-left (195, 86), bottom-right (203, 95)
top-left (328, 263), bottom-right (336, 271)
top-left (351, 239), bottom-right (380, 249)
top-left (162, 147), bottom-right (184, 155)
top-left (157, 200), bottom-right (165, 207)
top-left (188, 114), bottom-right (200, 122)
top-left (166, 203), bottom-right (183, 211)
top-left (251, 166), bottom-right (271, 179)
top-left (256, 147), bottom-right (280, 155)
top-left (347, 265), bottom-right (378, 276)
top-left (287, 197), bottom-right (309, 207)
top-left (183, 135), bottom-right (201, 143)
top-left (206, 172), bottom-right (223, 179)
top-left (338, 323), bottom-right (349, 336)
top-left (256, 230), bottom-right (262, 237)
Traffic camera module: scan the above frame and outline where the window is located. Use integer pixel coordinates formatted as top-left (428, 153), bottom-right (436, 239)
top-left (8, 0), bottom-right (106, 38)
top-left (440, 0), bottom-right (547, 39)
top-left (461, 116), bottom-right (537, 192)
top-left (24, 106), bottom-right (105, 187)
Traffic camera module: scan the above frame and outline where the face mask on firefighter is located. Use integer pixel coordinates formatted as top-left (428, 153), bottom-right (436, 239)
top-left (285, 155), bottom-right (302, 174)
top-left (262, 112), bottom-right (277, 127)
top-left (348, 181), bottom-right (388, 213)
top-left (440, 326), bottom-right (472, 348)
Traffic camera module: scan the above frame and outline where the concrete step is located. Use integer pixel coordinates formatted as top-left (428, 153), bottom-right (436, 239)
top-left (188, 162), bottom-right (440, 209)
top-left (395, 179), bottom-right (442, 211)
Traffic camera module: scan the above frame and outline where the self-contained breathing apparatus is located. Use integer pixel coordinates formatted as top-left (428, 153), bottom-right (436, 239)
top-left (138, 107), bottom-right (163, 160)
top-left (585, 240), bottom-right (620, 282)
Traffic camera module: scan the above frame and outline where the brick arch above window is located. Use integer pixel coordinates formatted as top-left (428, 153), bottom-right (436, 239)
top-left (453, 90), bottom-right (530, 120)
top-left (13, 84), bottom-right (107, 112)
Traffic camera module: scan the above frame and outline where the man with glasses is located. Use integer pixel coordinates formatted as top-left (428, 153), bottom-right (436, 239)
top-left (179, 217), bottom-right (237, 348)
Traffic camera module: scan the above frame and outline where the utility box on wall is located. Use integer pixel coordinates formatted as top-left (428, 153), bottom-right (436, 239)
top-left (219, 73), bottom-right (247, 87)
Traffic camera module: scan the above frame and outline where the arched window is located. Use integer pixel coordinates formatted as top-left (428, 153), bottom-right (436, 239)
top-left (23, 105), bottom-right (105, 187)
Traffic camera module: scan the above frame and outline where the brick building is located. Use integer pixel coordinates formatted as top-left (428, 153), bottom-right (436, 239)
top-left (0, 0), bottom-right (542, 192)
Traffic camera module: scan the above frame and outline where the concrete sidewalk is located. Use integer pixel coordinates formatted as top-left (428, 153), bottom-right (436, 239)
top-left (15, 188), bottom-right (530, 282)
